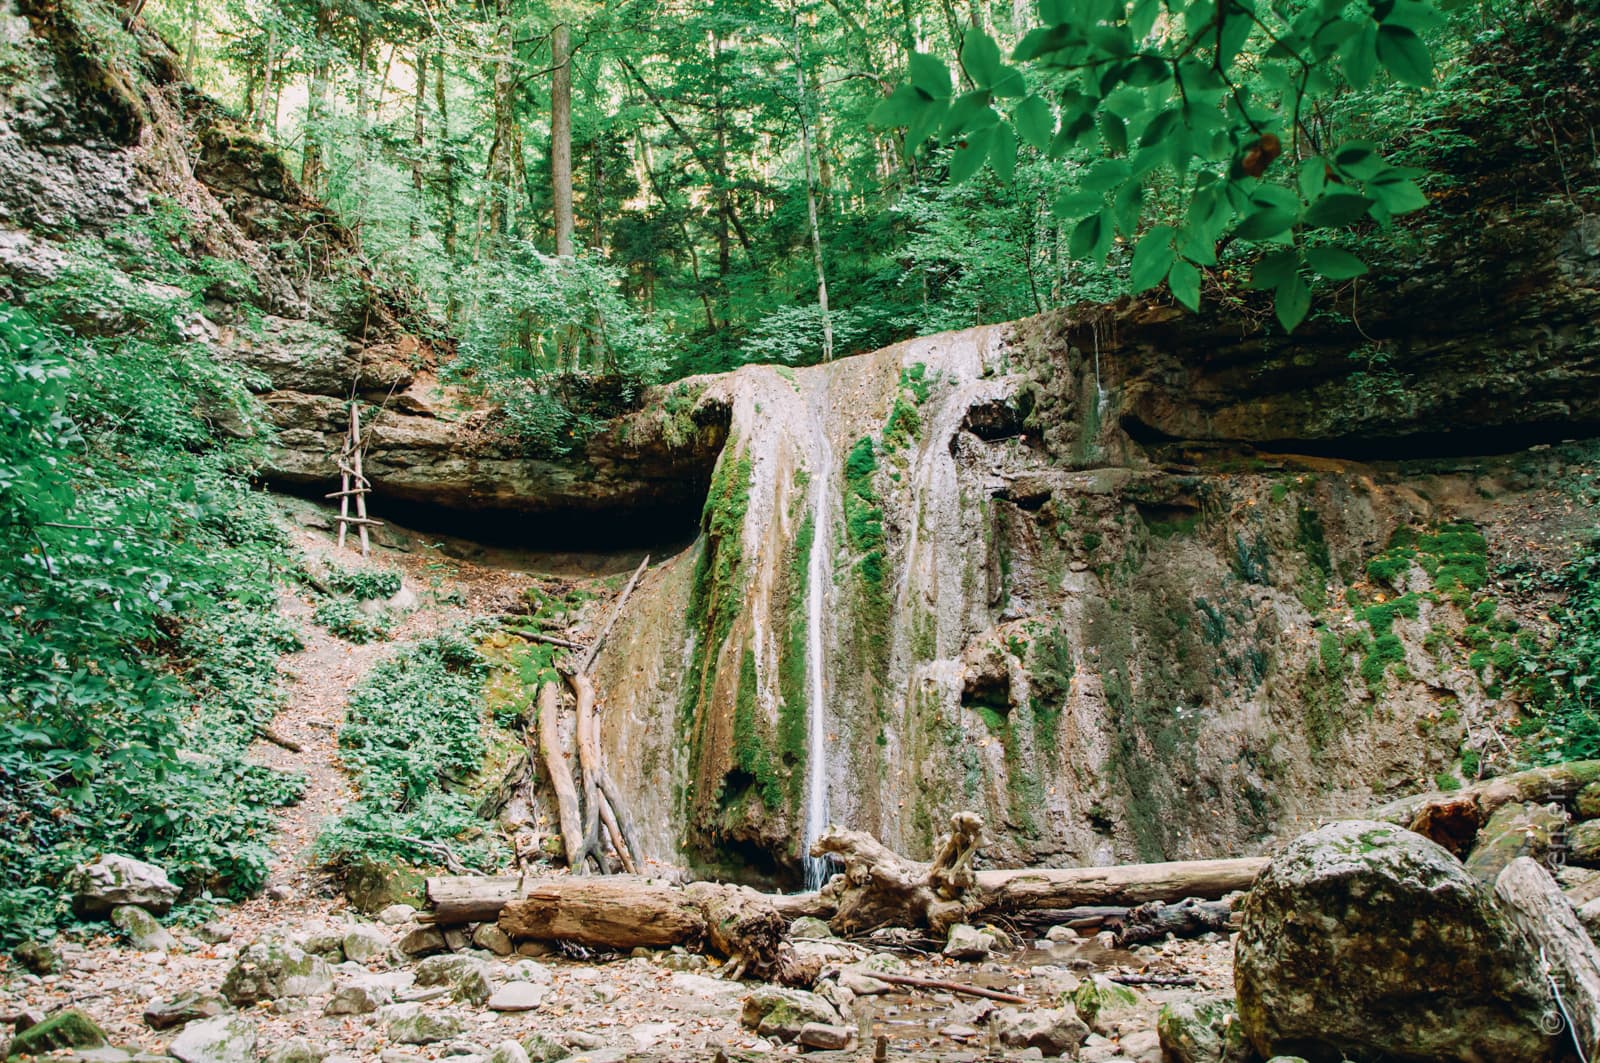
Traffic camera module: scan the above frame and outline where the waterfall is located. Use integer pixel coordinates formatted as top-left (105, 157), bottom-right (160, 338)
top-left (801, 423), bottom-right (834, 890)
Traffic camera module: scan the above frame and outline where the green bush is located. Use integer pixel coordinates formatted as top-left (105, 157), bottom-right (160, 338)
top-left (1516, 542), bottom-right (1600, 764)
top-left (317, 632), bottom-right (502, 871)
top-left (0, 292), bottom-right (301, 946)
top-left (313, 598), bottom-right (396, 643)
top-left (324, 563), bottom-right (403, 601)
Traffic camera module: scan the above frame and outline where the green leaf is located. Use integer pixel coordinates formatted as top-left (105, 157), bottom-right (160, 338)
top-left (1218, 4), bottom-right (1253, 66)
top-left (910, 53), bottom-right (953, 99)
top-left (1013, 95), bottom-right (1054, 149)
top-left (1130, 226), bottom-right (1176, 293)
top-left (990, 123), bottom-right (1018, 182)
top-left (1298, 157), bottom-right (1328, 201)
top-left (1100, 111), bottom-right (1128, 154)
top-left (1114, 179), bottom-right (1145, 237)
top-left (1168, 258), bottom-right (1202, 311)
top-left (1234, 204), bottom-right (1298, 241)
top-left (1376, 24), bottom-right (1433, 86)
top-left (1053, 190), bottom-right (1105, 219)
top-left (1248, 249), bottom-right (1300, 290)
top-left (1275, 273), bottom-right (1312, 331)
top-left (868, 84), bottom-right (926, 129)
top-left (1341, 22), bottom-right (1378, 89)
top-left (962, 28), bottom-right (1005, 88)
top-left (1014, 24), bottom-right (1073, 62)
top-left (1305, 246), bottom-right (1369, 279)
top-left (1080, 158), bottom-right (1131, 193)
top-left (948, 127), bottom-right (994, 182)
top-left (1069, 212), bottom-right (1105, 260)
top-left (1369, 174), bottom-right (1429, 213)
top-left (944, 90), bottom-right (996, 136)
top-left (1302, 191), bottom-right (1374, 227)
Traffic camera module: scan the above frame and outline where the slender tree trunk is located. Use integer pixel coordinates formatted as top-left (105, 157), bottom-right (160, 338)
top-left (435, 51), bottom-right (457, 262)
top-left (551, 22), bottom-right (575, 258)
top-left (412, 47), bottom-right (427, 242)
top-left (185, 0), bottom-right (199, 73)
top-left (355, 21), bottom-right (371, 127)
top-left (791, 6), bottom-right (833, 361)
top-left (639, 132), bottom-right (716, 332)
top-left (301, 4), bottom-right (332, 193)
top-left (483, 0), bottom-right (522, 243)
top-left (254, 22), bottom-right (277, 132)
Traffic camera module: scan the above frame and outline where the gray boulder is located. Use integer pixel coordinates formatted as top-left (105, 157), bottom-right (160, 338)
top-left (5, 1009), bottom-right (107, 1056)
top-left (1155, 996), bottom-right (1251, 1063)
top-left (111, 904), bottom-right (176, 951)
top-left (261, 1037), bottom-right (326, 1063)
top-left (324, 982), bottom-right (392, 1015)
top-left (143, 991), bottom-right (230, 1030)
top-left (1463, 801), bottom-right (1567, 881)
top-left (69, 855), bottom-right (179, 917)
top-left (991, 1007), bottom-right (1091, 1057)
top-left (942, 923), bottom-right (992, 961)
top-left (168, 1015), bottom-right (257, 1063)
top-left (341, 925), bottom-right (390, 963)
top-left (220, 942), bottom-right (335, 1005)
top-left (1235, 820), bottom-right (1558, 1063)
top-left (739, 986), bottom-right (840, 1041)
top-left (381, 1003), bottom-right (463, 1045)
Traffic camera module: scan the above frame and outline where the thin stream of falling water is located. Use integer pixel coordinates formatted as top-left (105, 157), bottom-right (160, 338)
top-left (801, 411), bottom-right (835, 890)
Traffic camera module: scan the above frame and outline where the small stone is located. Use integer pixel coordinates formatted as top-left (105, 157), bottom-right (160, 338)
top-left (197, 923), bottom-right (233, 945)
top-left (342, 926), bottom-right (390, 963)
top-left (838, 969), bottom-right (891, 995)
top-left (1569, 819), bottom-right (1600, 867)
top-left (14, 940), bottom-right (57, 974)
top-left (264, 883), bottom-right (295, 902)
top-left (991, 1007), bottom-right (1091, 1058)
top-left (942, 923), bottom-right (992, 961)
top-left (628, 1022), bottom-right (675, 1050)
top-left (442, 926), bottom-right (469, 951)
top-left (325, 982), bottom-right (392, 1015)
top-left (262, 1037), bottom-right (326, 1063)
top-left (299, 931), bottom-right (346, 961)
top-left (789, 916), bottom-right (834, 940)
top-left (486, 1041), bottom-right (532, 1063)
top-left (111, 905), bottom-right (176, 951)
top-left (562, 1032), bottom-right (605, 1051)
top-left (143, 991), bottom-right (230, 1030)
top-left (6, 1009), bottom-right (108, 1056)
top-left (796, 1023), bottom-right (853, 1050)
top-left (487, 982), bottom-right (546, 1012)
top-left (590, 984), bottom-right (619, 1004)
top-left (520, 1033), bottom-right (569, 1062)
top-left (940, 1024), bottom-right (979, 1040)
top-left (397, 925), bottom-right (449, 957)
top-left (69, 855), bottom-right (180, 917)
top-left (1093, 930), bottom-right (1117, 949)
top-left (382, 1003), bottom-right (464, 1045)
top-left (472, 923), bottom-right (514, 956)
top-left (168, 1015), bottom-right (258, 1063)
top-left (1044, 925), bottom-right (1079, 943)
top-left (515, 941), bottom-right (554, 958)
top-left (378, 904), bottom-right (419, 925)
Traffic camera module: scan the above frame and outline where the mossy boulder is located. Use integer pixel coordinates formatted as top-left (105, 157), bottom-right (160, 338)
top-left (1157, 995), bottom-right (1251, 1063)
top-left (168, 1014), bottom-right (258, 1063)
top-left (6, 1009), bottom-right (107, 1056)
top-left (1235, 820), bottom-right (1557, 1063)
top-left (342, 858), bottom-right (426, 914)
top-left (739, 986), bottom-right (840, 1041)
top-left (219, 942), bottom-right (334, 1005)
top-left (1071, 974), bottom-right (1144, 1034)
top-left (1567, 818), bottom-right (1600, 867)
top-left (1462, 801), bottom-right (1567, 882)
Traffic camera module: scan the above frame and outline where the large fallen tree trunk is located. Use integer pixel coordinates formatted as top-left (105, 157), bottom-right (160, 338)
top-left (1374, 760), bottom-right (1600, 855)
top-left (427, 813), bottom-right (1264, 937)
top-left (496, 875), bottom-right (784, 979)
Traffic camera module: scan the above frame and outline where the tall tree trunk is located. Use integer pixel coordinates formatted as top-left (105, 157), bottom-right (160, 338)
top-left (301, 3), bottom-right (332, 193)
top-left (412, 48), bottom-right (427, 241)
top-left (711, 33), bottom-right (731, 326)
top-left (253, 22), bottom-right (277, 132)
top-left (551, 22), bottom-right (575, 258)
top-left (185, 0), bottom-right (199, 73)
top-left (435, 51), bottom-right (457, 261)
top-left (355, 21), bottom-right (370, 127)
top-left (483, 0), bottom-right (523, 244)
top-left (791, 6), bottom-right (833, 362)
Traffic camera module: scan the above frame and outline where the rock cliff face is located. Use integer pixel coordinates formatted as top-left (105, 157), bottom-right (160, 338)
top-left (5, 0), bottom-right (1597, 880)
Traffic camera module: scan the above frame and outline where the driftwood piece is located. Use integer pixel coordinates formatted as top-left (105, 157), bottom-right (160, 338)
top-left (566, 670), bottom-right (604, 873)
top-left (424, 875), bottom-right (523, 925)
top-left (536, 680), bottom-right (585, 867)
top-left (1113, 897), bottom-right (1234, 947)
top-left (253, 724), bottom-right (302, 753)
top-left (1006, 906), bottom-right (1133, 930)
top-left (686, 882), bottom-right (785, 980)
top-left (864, 972), bottom-right (1027, 1004)
top-left (1376, 760), bottom-right (1600, 852)
top-left (1495, 856), bottom-right (1600, 1059)
top-left (579, 554), bottom-right (649, 674)
top-left (599, 796), bottom-right (636, 874)
top-left (597, 767), bottom-right (644, 869)
top-left (813, 812), bottom-right (983, 934)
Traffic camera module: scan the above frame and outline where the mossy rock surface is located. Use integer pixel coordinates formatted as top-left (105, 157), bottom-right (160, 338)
top-left (1235, 820), bottom-right (1556, 1063)
top-left (342, 858), bottom-right (427, 914)
top-left (7, 1008), bottom-right (108, 1056)
top-left (1462, 801), bottom-right (1567, 881)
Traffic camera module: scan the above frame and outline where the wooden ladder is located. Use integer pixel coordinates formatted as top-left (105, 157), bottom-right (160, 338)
top-left (329, 402), bottom-right (382, 556)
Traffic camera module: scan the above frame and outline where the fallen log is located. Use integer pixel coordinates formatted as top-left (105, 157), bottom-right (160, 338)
top-left (536, 680), bottom-right (586, 870)
top-left (497, 875), bottom-right (783, 978)
top-left (973, 858), bottom-right (1266, 913)
top-left (1374, 760), bottom-right (1600, 853)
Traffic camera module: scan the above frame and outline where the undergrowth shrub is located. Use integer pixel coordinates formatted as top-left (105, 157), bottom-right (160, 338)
top-left (1515, 540), bottom-right (1600, 764)
top-left (323, 563), bottom-right (402, 601)
top-left (317, 632), bottom-right (502, 872)
top-left (0, 230), bottom-right (303, 946)
top-left (313, 598), bottom-right (396, 643)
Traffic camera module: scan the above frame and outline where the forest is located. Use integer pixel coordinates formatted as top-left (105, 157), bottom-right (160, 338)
top-left (1, 0), bottom-right (1599, 1059)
